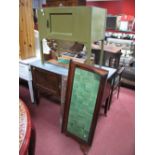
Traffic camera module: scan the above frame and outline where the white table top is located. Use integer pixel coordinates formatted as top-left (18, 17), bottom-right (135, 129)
top-left (30, 60), bottom-right (116, 79)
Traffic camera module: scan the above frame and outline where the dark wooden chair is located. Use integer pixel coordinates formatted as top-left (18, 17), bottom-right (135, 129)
top-left (103, 51), bottom-right (124, 99)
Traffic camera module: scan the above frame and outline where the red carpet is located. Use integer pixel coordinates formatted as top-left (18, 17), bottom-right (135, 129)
top-left (19, 85), bottom-right (135, 155)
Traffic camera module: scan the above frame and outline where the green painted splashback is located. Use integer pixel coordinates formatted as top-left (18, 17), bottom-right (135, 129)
top-left (67, 68), bottom-right (100, 142)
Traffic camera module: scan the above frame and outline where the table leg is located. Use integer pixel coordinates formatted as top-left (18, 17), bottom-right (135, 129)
top-left (60, 76), bottom-right (67, 128)
top-left (28, 81), bottom-right (35, 103)
top-left (107, 76), bottom-right (115, 110)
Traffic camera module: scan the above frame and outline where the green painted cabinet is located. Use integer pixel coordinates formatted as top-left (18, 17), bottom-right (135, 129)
top-left (38, 6), bottom-right (107, 64)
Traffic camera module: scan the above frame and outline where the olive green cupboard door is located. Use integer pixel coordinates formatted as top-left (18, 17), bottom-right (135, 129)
top-left (38, 7), bottom-right (106, 43)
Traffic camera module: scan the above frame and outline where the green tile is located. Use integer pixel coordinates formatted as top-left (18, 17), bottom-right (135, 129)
top-left (67, 68), bottom-right (101, 142)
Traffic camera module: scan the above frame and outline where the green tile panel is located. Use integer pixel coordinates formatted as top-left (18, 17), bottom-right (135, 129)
top-left (67, 68), bottom-right (100, 141)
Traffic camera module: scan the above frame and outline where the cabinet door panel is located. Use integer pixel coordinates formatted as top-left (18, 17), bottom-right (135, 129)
top-left (32, 67), bottom-right (61, 97)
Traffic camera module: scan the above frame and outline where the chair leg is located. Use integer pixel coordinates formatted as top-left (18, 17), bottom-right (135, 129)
top-left (104, 97), bottom-right (109, 116)
top-left (117, 84), bottom-right (121, 99)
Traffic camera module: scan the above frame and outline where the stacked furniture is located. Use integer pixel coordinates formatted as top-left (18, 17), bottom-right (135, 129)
top-left (30, 7), bottom-right (120, 148)
top-left (106, 36), bottom-right (135, 89)
top-left (32, 6), bottom-right (107, 103)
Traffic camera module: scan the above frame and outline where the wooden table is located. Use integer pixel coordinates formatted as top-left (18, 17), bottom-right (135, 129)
top-left (19, 57), bottom-right (40, 103)
top-left (92, 44), bottom-right (122, 68)
top-left (92, 44), bottom-right (122, 53)
top-left (19, 99), bottom-right (32, 155)
top-left (30, 60), bottom-right (116, 115)
top-left (30, 60), bottom-right (68, 104)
